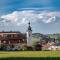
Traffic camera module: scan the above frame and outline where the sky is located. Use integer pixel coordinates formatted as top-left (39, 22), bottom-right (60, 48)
top-left (0, 0), bottom-right (60, 34)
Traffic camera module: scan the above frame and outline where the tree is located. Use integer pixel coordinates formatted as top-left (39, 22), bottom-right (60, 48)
top-left (35, 43), bottom-right (42, 51)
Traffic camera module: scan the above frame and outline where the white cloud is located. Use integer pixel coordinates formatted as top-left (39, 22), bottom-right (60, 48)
top-left (37, 11), bottom-right (60, 23)
top-left (1, 10), bottom-right (60, 26)
top-left (1, 11), bottom-right (18, 22)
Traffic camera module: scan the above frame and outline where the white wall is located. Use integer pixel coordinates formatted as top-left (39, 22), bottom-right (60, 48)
top-left (27, 30), bottom-right (32, 46)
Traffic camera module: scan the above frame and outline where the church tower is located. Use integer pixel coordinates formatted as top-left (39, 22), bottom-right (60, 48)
top-left (27, 22), bottom-right (32, 46)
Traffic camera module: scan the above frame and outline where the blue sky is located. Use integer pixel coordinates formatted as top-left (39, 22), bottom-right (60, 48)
top-left (0, 0), bottom-right (60, 34)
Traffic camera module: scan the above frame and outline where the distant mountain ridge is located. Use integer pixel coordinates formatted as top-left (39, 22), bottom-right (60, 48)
top-left (32, 33), bottom-right (60, 40)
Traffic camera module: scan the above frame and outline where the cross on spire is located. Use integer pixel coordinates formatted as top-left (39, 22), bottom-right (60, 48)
top-left (28, 21), bottom-right (30, 26)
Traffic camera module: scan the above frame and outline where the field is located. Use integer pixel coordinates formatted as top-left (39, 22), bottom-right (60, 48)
top-left (0, 51), bottom-right (60, 60)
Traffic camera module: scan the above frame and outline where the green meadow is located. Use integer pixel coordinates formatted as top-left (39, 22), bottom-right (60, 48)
top-left (0, 51), bottom-right (60, 60)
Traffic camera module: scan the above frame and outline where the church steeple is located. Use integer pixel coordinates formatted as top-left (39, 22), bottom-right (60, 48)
top-left (27, 21), bottom-right (32, 46)
top-left (28, 22), bottom-right (32, 31)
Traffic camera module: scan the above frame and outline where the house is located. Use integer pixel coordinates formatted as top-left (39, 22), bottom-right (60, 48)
top-left (0, 31), bottom-right (27, 50)
top-left (54, 42), bottom-right (60, 50)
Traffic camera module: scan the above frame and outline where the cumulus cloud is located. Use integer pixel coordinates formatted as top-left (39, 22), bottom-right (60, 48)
top-left (1, 10), bottom-right (60, 26)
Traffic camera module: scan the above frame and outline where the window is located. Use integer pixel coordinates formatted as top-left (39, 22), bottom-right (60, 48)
top-left (3, 34), bottom-right (7, 38)
top-left (7, 34), bottom-right (11, 38)
top-left (3, 34), bottom-right (12, 38)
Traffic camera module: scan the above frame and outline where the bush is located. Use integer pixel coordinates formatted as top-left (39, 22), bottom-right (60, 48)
top-left (35, 44), bottom-right (42, 51)
top-left (26, 46), bottom-right (33, 51)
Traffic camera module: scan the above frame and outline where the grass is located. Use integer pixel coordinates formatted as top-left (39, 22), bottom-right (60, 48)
top-left (0, 51), bottom-right (60, 60)
top-left (0, 51), bottom-right (60, 58)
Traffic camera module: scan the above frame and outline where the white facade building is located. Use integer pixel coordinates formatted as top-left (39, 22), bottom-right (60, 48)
top-left (27, 22), bottom-right (32, 46)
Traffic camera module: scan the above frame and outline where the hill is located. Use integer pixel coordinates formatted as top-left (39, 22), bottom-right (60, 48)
top-left (32, 33), bottom-right (60, 42)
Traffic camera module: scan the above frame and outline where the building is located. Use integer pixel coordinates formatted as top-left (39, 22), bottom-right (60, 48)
top-left (27, 22), bottom-right (32, 46)
top-left (0, 31), bottom-right (27, 50)
top-left (0, 22), bottom-right (32, 50)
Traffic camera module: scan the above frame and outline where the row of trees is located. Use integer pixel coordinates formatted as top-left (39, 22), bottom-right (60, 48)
top-left (0, 43), bottom-right (42, 51)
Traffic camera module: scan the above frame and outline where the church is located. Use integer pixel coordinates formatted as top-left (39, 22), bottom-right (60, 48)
top-left (0, 22), bottom-right (32, 50)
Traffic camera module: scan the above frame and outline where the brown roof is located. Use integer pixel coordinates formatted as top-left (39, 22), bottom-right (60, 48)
top-left (0, 31), bottom-right (20, 33)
